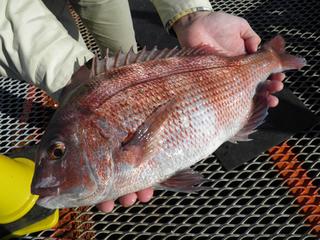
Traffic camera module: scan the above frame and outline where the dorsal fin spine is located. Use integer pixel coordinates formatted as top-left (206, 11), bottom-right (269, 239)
top-left (146, 46), bottom-right (158, 61)
top-left (114, 51), bottom-right (121, 68)
top-left (164, 46), bottom-right (178, 58)
top-left (91, 55), bottom-right (97, 77)
top-left (105, 49), bottom-right (110, 72)
top-left (135, 46), bottom-right (146, 63)
top-left (125, 47), bottom-right (133, 65)
top-left (94, 44), bottom-right (214, 74)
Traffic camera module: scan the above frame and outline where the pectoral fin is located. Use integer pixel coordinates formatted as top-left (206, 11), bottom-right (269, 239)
top-left (115, 99), bottom-right (176, 166)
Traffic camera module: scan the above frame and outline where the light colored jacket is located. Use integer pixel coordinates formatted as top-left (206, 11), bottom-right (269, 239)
top-left (0, 0), bottom-right (212, 101)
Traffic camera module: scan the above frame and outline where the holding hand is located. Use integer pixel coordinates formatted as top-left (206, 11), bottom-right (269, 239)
top-left (173, 11), bottom-right (261, 56)
top-left (173, 11), bottom-right (285, 107)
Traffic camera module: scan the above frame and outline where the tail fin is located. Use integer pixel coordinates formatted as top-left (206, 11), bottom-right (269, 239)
top-left (263, 35), bottom-right (307, 71)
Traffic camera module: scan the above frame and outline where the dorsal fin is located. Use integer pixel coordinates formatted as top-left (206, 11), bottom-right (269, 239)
top-left (78, 44), bottom-right (231, 109)
top-left (89, 45), bottom-right (217, 77)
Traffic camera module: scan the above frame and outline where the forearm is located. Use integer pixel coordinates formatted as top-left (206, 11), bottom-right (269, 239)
top-left (0, 0), bottom-right (93, 101)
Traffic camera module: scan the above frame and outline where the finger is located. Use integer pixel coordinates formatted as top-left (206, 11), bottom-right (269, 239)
top-left (267, 80), bottom-right (284, 93)
top-left (137, 188), bottom-right (154, 203)
top-left (269, 73), bottom-right (286, 82)
top-left (267, 95), bottom-right (279, 108)
top-left (244, 32), bottom-right (261, 53)
top-left (97, 200), bottom-right (115, 213)
top-left (119, 193), bottom-right (138, 207)
top-left (241, 20), bottom-right (261, 53)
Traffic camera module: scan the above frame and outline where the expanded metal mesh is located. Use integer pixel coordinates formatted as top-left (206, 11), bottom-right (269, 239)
top-left (0, 0), bottom-right (319, 239)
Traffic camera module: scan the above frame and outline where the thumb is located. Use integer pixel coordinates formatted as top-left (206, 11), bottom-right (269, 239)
top-left (241, 22), bottom-right (261, 53)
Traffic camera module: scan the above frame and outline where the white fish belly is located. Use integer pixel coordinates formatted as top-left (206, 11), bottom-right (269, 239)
top-left (151, 98), bottom-right (237, 182)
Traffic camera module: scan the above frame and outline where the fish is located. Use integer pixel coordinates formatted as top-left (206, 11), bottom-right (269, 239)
top-left (31, 36), bottom-right (306, 209)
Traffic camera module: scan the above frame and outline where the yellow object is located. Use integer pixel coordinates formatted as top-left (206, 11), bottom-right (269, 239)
top-left (0, 154), bottom-right (39, 224)
top-left (4, 209), bottom-right (59, 240)
top-left (0, 154), bottom-right (59, 239)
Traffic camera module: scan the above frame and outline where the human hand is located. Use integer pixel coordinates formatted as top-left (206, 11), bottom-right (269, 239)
top-left (97, 188), bottom-right (154, 212)
top-left (172, 11), bottom-right (285, 107)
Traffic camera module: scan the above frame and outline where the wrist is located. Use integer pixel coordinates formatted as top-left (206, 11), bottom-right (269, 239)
top-left (170, 10), bottom-right (212, 35)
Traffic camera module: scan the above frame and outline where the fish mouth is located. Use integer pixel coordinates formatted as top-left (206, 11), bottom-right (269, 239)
top-left (37, 194), bottom-right (90, 209)
top-left (32, 180), bottom-right (97, 209)
top-left (31, 151), bottom-right (101, 208)
top-left (35, 185), bottom-right (96, 209)
top-left (37, 196), bottom-right (69, 209)
top-left (32, 186), bottom-right (60, 197)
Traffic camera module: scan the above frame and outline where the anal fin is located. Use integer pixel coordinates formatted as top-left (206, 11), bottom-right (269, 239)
top-left (156, 169), bottom-right (211, 193)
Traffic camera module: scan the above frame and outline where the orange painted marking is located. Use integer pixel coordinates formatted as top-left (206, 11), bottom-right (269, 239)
top-left (19, 86), bottom-right (36, 123)
top-left (269, 142), bottom-right (320, 236)
top-left (51, 207), bottom-right (95, 239)
top-left (20, 86), bottom-right (58, 125)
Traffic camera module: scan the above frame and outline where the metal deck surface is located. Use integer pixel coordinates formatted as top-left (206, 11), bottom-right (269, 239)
top-left (0, 0), bottom-right (319, 239)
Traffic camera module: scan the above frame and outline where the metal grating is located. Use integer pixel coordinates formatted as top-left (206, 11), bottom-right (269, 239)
top-left (0, 0), bottom-right (319, 239)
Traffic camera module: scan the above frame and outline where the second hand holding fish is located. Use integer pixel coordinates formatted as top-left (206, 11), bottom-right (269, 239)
top-left (96, 11), bottom-right (286, 213)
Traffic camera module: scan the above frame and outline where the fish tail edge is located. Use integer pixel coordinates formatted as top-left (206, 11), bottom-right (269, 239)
top-left (263, 35), bottom-right (307, 71)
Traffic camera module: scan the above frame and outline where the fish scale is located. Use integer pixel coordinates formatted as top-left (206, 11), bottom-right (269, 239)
top-left (31, 36), bottom-right (306, 208)
top-left (102, 68), bottom-right (253, 193)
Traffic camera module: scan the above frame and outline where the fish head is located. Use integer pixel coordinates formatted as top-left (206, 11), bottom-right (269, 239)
top-left (31, 108), bottom-right (113, 208)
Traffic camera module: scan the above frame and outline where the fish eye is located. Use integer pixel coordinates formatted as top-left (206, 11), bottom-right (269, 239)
top-left (48, 141), bottom-right (66, 160)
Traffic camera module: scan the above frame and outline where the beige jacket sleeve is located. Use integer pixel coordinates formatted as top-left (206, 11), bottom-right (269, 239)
top-left (70, 0), bottom-right (137, 55)
top-left (150, 0), bottom-right (213, 31)
top-left (0, 0), bottom-right (93, 101)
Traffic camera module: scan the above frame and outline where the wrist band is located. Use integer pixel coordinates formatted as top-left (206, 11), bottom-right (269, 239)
top-left (165, 7), bottom-right (213, 35)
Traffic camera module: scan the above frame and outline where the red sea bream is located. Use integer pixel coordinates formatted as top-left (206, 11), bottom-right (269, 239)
top-left (31, 36), bottom-right (306, 209)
